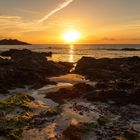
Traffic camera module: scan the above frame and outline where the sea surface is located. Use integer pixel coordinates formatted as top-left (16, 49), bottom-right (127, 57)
top-left (0, 44), bottom-right (140, 62)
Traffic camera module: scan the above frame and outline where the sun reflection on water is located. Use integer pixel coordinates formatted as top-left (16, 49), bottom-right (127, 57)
top-left (69, 45), bottom-right (74, 62)
top-left (49, 44), bottom-right (78, 62)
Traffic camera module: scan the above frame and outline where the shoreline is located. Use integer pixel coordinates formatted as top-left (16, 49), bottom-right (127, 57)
top-left (1, 44), bottom-right (140, 63)
top-left (0, 49), bottom-right (140, 140)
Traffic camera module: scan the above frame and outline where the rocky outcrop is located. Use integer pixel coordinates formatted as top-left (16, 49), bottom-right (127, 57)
top-left (75, 56), bottom-right (140, 81)
top-left (45, 83), bottom-right (93, 104)
top-left (0, 49), bottom-right (73, 93)
top-left (85, 80), bottom-right (140, 105)
top-left (1, 49), bottom-right (52, 58)
top-left (0, 93), bottom-right (58, 140)
top-left (72, 56), bottom-right (140, 105)
top-left (0, 39), bottom-right (31, 45)
top-left (63, 123), bottom-right (94, 140)
top-left (122, 48), bottom-right (140, 51)
top-left (45, 81), bottom-right (140, 105)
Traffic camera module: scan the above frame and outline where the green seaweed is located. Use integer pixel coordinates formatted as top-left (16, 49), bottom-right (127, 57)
top-left (5, 93), bottom-right (34, 106)
top-left (0, 93), bottom-right (59, 140)
top-left (0, 93), bottom-right (35, 140)
top-left (0, 93), bottom-right (34, 113)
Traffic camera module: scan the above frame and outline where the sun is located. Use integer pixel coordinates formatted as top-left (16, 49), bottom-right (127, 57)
top-left (63, 30), bottom-right (80, 43)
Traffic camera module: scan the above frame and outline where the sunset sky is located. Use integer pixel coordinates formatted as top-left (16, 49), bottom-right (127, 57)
top-left (0, 0), bottom-right (140, 44)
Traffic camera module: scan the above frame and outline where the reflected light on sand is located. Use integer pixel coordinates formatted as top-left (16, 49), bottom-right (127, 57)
top-left (69, 45), bottom-right (74, 62)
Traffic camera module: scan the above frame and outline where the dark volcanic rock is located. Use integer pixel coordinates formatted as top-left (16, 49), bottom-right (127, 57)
top-left (0, 93), bottom-right (58, 140)
top-left (86, 80), bottom-right (140, 105)
top-left (45, 83), bottom-right (94, 104)
top-left (63, 124), bottom-right (84, 140)
top-left (122, 48), bottom-right (140, 51)
top-left (73, 56), bottom-right (140, 105)
top-left (0, 49), bottom-right (73, 93)
top-left (63, 123), bottom-right (95, 140)
top-left (0, 39), bottom-right (31, 45)
top-left (46, 81), bottom-right (140, 105)
top-left (1, 49), bottom-right (52, 58)
top-left (58, 61), bottom-right (74, 72)
top-left (75, 56), bottom-right (140, 81)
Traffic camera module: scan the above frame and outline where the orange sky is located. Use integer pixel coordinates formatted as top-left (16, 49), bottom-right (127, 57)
top-left (0, 0), bottom-right (140, 44)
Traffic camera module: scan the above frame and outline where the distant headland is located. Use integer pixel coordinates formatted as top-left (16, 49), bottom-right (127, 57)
top-left (0, 39), bottom-right (31, 45)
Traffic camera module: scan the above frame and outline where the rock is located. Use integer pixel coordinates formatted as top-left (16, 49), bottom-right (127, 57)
top-left (29, 109), bottom-right (58, 128)
top-left (45, 88), bottom-right (78, 104)
top-left (0, 49), bottom-right (73, 92)
top-left (1, 49), bottom-right (52, 59)
top-left (122, 48), bottom-right (139, 51)
top-left (97, 116), bottom-right (111, 126)
top-left (58, 61), bottom-right (74, 71)
top-left (74, 56), bottom-right (140, 105)
top-left (63, 123), bottom-right (95, 140)
top-left (75, 56), bottom-right (140, 81)
top-left (74, 83), bottom-right (94, 92)
top-left (132, 124), bottom-right (140, 133)
top-left (63, 124), bottom-right (82, 140)
top-left (0, 112), bottom-right (5, 118)
top-left (0, 39), bottom-right (31, 45)
top-left (0, 92), bottom-right (37, 131)
top-left (0, 93), bottom-right (58, 140)
top-left (0, 84), bottom-right (9, 94)
top-left (45, 83), bottom-right (94, 104)
top-left (0, 93), bottom-right (35, 110)
top-left (45, 79), bottom-right (140, 105)
top-left (115, 80), bottom-right (135, 89)
top-left (79, 112), bottom-right (83, 115)
top-left (112, 136), bottom-right (128, 140)
top-left (124, 130), bottom-right (140, 140)
top-left (95, 82), bottom-right (108, 89)
top-left (85, 80), bottom-right (140, 105)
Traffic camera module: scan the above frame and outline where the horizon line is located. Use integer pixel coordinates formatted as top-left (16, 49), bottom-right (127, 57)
top-left (32, 43), bottom-right (140, 45)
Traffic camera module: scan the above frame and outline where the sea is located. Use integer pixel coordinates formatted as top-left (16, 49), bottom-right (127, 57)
top-left (0, 44), bottom-right (140, 62)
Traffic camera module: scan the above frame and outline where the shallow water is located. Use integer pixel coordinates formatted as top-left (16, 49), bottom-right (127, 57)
top-left (31, 74), bottom-right (90, 106)
top-left (0, 44), bottom-right (140, 62)
top-left (9, 74), bottom-right (91, 107)
top-left (3, 73), bottom-right (140, 140)
top-left (49, 74), bottom-right (89, 84)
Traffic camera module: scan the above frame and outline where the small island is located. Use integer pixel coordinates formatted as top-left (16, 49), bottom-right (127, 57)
top-left (0, 39), bottom-right (31, 45)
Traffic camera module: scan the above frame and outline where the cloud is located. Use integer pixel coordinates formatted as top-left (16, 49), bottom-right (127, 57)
top-left (16, 8), bottom-right (40, 14)
top-left (38, 0), bottom-right (74, 23)
top-left (102, 37), bottom-right (140, 41)
top-left (0, 13), bottom-right (21, 19)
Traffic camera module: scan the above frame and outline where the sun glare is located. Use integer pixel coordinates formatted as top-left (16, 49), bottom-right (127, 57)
top-left (63, 30), bottom-right (80, 43)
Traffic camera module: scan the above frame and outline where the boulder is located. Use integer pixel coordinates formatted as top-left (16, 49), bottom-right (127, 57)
top-left (1, 49), bottom-right (52, 59)
top-left (85, 80), bottom-right (140, 105)
top-left (45, 81), bottom-right (140, 105)
top-left (0, 49), bottom-right (73, 93)
top-left (45, 83), bottom-right (94, 104)
top-left (75, 56), bottom-right (140, 81)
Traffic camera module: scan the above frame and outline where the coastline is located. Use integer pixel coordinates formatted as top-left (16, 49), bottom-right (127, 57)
top-left (0, 49), bottom-right (140, 140)
top-left (1, 44), bottom-right (140, 63)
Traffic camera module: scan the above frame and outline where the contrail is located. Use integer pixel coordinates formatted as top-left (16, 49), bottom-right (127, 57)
top-left (38, 0), bottom-right (74, 23)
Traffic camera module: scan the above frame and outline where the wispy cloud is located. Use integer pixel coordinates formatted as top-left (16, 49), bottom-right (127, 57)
top-left (16, 8), bottom-right (40, 14)
top-left (0, 13), bottom-right (21, 19)
top-left (38, 0), bottom-right (74, 23)
top-left (102, 37), bottom-right (140, 41)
